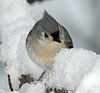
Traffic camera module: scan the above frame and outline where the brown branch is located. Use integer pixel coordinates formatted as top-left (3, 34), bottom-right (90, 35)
top-left (8, 74), bottom-right (68, 93)
top-left (18, 74), bottom-right (68, 93)
top-left (7, 74), bottom-right (13, 91)
top-left (27, 0), bottom-right (46, 4)
top-left (7, 74), bottom-right (34, 91)
top-left (0, 41), bottom-right (1, 44)
top-left (19, 74), bottom-right (34, 89)
top-left (46, 88), bottom-right (68, 93)
top-left (54, 89), bottom-right (68, 93)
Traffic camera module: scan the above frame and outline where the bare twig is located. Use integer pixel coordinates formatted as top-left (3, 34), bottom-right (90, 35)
top-left (0, 41), bottom-right (1, 44)
top-left (46, 88), bottom-right (68, 93)
top-left (7, 74), bottom-right (13, 91)
top-left (19, 74), bottom-right (34, 89)
top-left (55, 89), bottom-right (68, 93)
top-left (27, 0), bottom-right (46, 4)
top-left (18, 74), bottom-right (68, 93)
top-left (8, 74), bottom-right (34, 91)
top-left (8, 74), bottom-right (68, 93)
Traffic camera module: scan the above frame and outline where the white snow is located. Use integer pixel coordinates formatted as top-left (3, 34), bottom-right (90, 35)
top-left (0, 90), bottom-right (6, 93)
top-left (45, 48), bottom-right (99, 91)
top-left (75, 57), bottom-right (100, 93)
top-left (0, 90), bottom-right (19, 93)
top-left (7, 91), bottom-right (19, 93)
top-left (0, 0), bottom-right (43, 90)
top-left (0, 0), bottom-right (100, 93)
top-left (26, 82), bottom-right (46, 93)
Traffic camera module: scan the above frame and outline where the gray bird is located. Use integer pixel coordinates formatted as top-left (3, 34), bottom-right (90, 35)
top-left (26, 11), bottom-right (73, 80)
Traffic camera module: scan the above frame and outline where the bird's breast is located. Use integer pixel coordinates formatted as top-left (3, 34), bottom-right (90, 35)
top-left (26, 40), bottom-right (66, 70)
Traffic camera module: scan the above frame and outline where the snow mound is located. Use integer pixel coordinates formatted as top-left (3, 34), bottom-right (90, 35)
top-left (46, 48), bottom-right (99, 91)
top-left (26, 82), bottom-right (45, 93)
top-left (0, 0), bottom-right (43, 90)
top-left (0, 89), bottom-right (6, 93)
top-left (7, 91), bottom-right (19, 93)
top-left (75, 57), bottom-right (100, 93)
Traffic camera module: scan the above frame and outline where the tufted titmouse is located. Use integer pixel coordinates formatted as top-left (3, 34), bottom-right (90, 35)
top-left (26, 11), bottom-right (73, 80)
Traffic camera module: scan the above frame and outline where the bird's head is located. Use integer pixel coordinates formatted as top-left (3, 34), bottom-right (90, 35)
top-left (26, 11), bottom-right (73, 49)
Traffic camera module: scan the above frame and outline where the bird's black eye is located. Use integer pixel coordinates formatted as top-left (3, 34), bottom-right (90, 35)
top-left (44, 33), bottom-right (48, 38)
